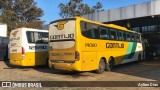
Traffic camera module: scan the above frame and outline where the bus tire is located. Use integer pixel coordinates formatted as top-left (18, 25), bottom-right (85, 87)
top-left (95, 59), bottom-right (106, 74)
top-left (106, 57), bottom-right (114, 71)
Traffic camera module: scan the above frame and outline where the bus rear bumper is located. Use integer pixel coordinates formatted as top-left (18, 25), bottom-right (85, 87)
top-left (10, 59), bottom-right (23, 66)
top-left (9, 59), bottom-right (35, 66)
top-left (49, 60), bottom-right (81, 71)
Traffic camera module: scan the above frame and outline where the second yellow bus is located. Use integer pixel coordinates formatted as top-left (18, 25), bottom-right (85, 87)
top-left (9, 28), bottom-right (49, 66)
top-left (49, 17), bottom-right (143, 73)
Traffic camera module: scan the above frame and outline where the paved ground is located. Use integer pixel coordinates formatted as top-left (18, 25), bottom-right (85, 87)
top-left (0, 60), bottom-right (160, 90)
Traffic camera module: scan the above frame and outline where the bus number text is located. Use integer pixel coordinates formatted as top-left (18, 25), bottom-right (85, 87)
top-left (85, 43), bottom-right (97, 47)
top-left (29, 46), bottom-right (47, 50)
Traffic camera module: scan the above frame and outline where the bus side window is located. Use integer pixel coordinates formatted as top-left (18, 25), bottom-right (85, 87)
top-left (41, 33), bottom-right (48, 43)
top-left (126, 32), bottom-right (131, 41)
top-left (123, 32), bottom-right (126, 41)
top-left (131, 34), bottom-right (135, 42)
top-left (91, 24), bottom-right (100, 39)
top-left (121, 31), bottom-right (125, 41)
top-left (100, 27), bottom-right (109, 39)
top-left (34, 32), bottom-right (42, 43)
top-left (27, 32), bottom-right (35, 43)
top-left (118, 31), bottom-right (123, 41)
top-left (27, 31), bottom-right (46, 44)
top-left (136, 35), bottom-right (140, 42)
top-left (110, 29), bottom-right (117, 40)
top-left (81, 22), bottom-right (94, 39)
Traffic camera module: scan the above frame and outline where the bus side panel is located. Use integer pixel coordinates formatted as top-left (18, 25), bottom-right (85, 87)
top-left (112, 41), bottom-right (130, 65)
top-left (22, 52), bottom-right (48, 66)
top-left (10, 52), bottom-right (48, 66)
top-left (81, 52), bottom-right (97, 71)
top-left (121, 42), bottom-right (142, 64)
top-left (22, 29), bottom-right (48, 66)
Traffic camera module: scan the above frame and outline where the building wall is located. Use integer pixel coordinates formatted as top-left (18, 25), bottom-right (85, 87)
top-left (0, 24), bottom-right (7, 37)
top-left (83, 0), bottom-right (160, 23)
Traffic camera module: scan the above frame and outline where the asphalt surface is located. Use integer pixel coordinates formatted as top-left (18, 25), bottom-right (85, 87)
top-left (0, 60), bottom-right (160, 90)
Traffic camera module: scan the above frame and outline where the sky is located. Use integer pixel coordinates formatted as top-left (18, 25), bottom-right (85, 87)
top-left (34, 0), bottom-right (151, 24)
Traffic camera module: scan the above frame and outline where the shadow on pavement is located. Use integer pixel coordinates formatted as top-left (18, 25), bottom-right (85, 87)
top-left (34, 60), bottom-right (160, 80)
top-left (2, 59), bottom-right (160, 80)
top-left (112, 60), bottom-right (160, 80)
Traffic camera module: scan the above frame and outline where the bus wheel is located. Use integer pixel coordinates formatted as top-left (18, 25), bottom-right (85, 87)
top-left (95, 59), bottom-right (105, 74)
top-left (106, 57), bottom-right (114, 71)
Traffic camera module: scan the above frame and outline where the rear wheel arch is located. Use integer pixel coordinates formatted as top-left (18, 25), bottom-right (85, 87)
top-left (101, 57), bottom-right (107, 64)
top-left (107, 56), bottom-right (115, 64)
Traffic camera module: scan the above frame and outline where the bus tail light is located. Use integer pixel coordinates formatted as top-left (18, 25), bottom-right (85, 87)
top-left (75, 51), bottom-right (80, 60)
top-left (22, 47), bottom-right (25, 59)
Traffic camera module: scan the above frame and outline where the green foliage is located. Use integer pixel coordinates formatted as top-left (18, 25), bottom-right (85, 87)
top-left (0, 10), bottom-right (18, 32)
top-left (58, 0), bottom-right (104, 18)
top-left (0, 0), bottom-right (44, 34)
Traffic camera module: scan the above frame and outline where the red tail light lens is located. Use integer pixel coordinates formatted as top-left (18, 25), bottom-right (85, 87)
top-left (75, 51), bottom-right (80, 60)
top-left (22, 47), bottom-right (25, 54)
top-left (22, 47), bottom-right (25, 59)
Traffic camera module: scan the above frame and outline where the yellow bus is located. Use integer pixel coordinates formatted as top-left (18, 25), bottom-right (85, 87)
top-left (9, 28), bottom-right (49, 66)
top-left (49, 17), bottom-right (143, 73)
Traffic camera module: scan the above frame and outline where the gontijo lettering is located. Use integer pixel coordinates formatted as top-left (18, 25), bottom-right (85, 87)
top-left (106, 43), bottom-right (124, 48)
top-left (50, 33), bottom-right (74, 40)
top-left (10, 37), bottom-right (20, 41)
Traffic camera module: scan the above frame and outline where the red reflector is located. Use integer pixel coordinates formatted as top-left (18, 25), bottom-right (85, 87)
top-left (22, 47), bottom-right (25, 54)
top-left (75, 51), bottom-right (80, 60)
top-left (22, 47), bottom-right (25, 59)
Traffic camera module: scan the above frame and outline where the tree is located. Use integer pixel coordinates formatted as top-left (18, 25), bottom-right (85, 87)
top-left (59, 0), bottom-right (104, 18)
top-left (0, 0), bottom-right (44, 34)
top-left (14, 0), bottom-right (43, 24)
top-left (0, 0), bottom-right (13, 11)
top-left (0, 10), bottom-right (18, 35)
top-left (91, 2), bottom-right (103, 13)
top-left (78, 4), bottom-right (91, 15)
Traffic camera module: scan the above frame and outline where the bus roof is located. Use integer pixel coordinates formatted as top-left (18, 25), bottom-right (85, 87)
top-left (50, 17), bottom-right (140, 34)
top-left (11, 27), bottom-right (48, 32)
